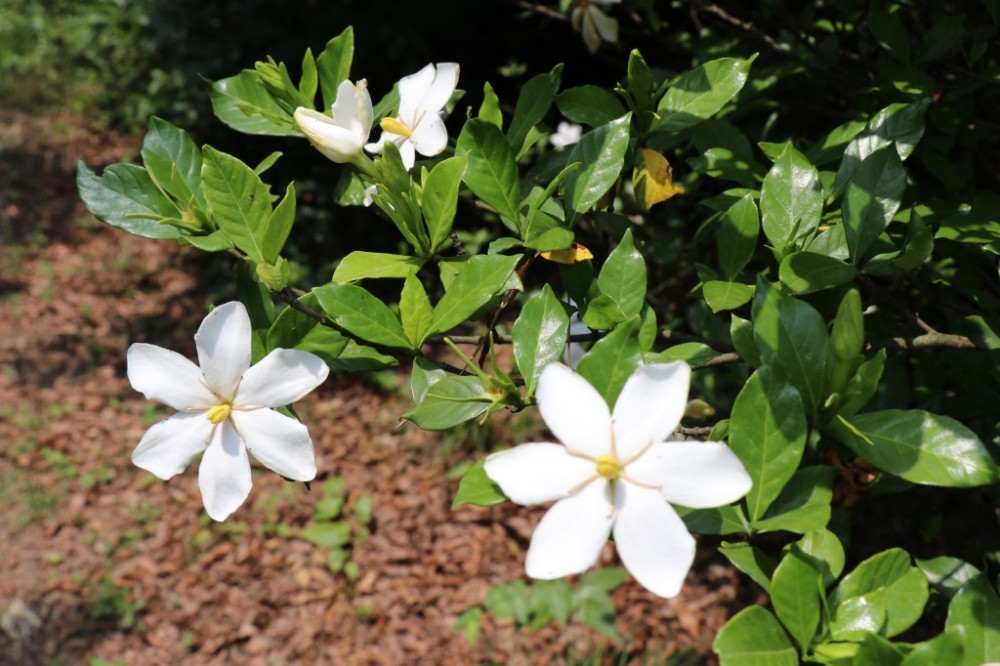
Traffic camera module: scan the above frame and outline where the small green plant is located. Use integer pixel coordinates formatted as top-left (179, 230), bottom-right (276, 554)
top-left (86, 577), bottom-right (146, 631)
top-left (299, 477), bottom-right (373, 580)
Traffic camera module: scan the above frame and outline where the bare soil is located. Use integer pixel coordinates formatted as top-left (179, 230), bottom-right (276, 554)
top-left (0, 110), bottom-right (757, 665)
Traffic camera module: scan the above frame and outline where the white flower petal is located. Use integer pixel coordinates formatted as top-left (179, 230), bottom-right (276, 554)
top-left (484, 443), bottom-right (595, 505)
top-left (397, 63), bottom-right (436, 126)
top-left (230, 408), bottom-right (316, 481)
top-left (420, 62), bottom-right (459, 116)
top-left (613, 483), bottom-right (696, 598)
top-left (588, 6), bottom-right (619, 43)
top-left (236, 349), bottom-right (329, 408)
top-left (198, 421), bottom-right (252, 521)
top-left (536, 363), bottom-right (611, 457)
top-left (331, 80), bottom-right (358, 128)
top-left (410, 115), bottom-right (449, 158)
top-left (131, 411), bottom-right (213, 480)
top-left (195, 302), bottom-right (252, 399)
top-left (295, 107), bottom-right (365, 163)
top-left (398, 139), bottom-right (417, 170)
top-left (354, 79), bottom-right (373, 137)
top-left (629, 441), bottom-right (752, 508)
top-left (364, 133), bottom-right (388, 155)
top-left (127, 343), bottom-right (217, 410)
top-left (580, 11), bottom-right (601, 53)
top-left (612, 362), bottom-right (691, 458)
top-left (526, 479), bottom-right (614, 579)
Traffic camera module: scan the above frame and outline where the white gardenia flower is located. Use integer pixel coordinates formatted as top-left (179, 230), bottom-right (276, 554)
top-left (484, 362), bottom-right (751, 598)
top-left (571, 0), bottom-right (620, 54)
top-left (294, 79), bottom-right (373, 164)
top-left (127, 302), bottom-right (329, 521)
top-left (365, 62), bottom-right (459, 170)
top-left (550, 121), bottom-right (583, 148)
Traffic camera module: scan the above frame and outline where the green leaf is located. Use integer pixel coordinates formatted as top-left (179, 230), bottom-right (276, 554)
top-left (720, 541), bottom-right (775, 592)
top-left (267, 292), bottom-right (349, 363)
top-left (714, 606), bottom-right (799, 666)
top-left (676, 504), bottom-right (748, 535)
top-left (261, 182), bottom-right (295, 263)
top-left (704, 280), bottom-right (755, 313)
top-left (508, 64), bottom-right (562, 150)
top-left (597, 228), bottom-right (646, 319)
top-left (897, 629), bottom-right (966, 666)
top-left (141, 116), bottom-right (205, 207)
top-left (771, 545), bottom-right (824, 651)
top-left (400, 275), bottom-right (434, 348)
top-left (752, 467), bottom-right (835, 535)
top-left (563, 114), bottom-right (632, 214)
top-left (555, 85), bottom-right (627, 127)
top-left (451, 459), bottom-right (507, 508)
top-left (512, 284), bottom-right (570, 398)
top-left (76, 162), bottom-right (181, 239)
top-left (456, 118), bottom-right (521, 230)
top-left (179, 230), bottom-right (234, 252)
top-left (316, 27), bottom-right (354, 111)
top-left (235, 262), bottom-right (274, 362)
top-left (917, 557), bottom-right (980, 600)
top-left (752, 277), bottom-right (834, 415)
top-left (797, 529), bottom-right (846, 584)
top-left (759, 141), bottom-right (823, 254)
top-left (731, 315), bottom-right (761, 368)
top-left (869, 3), bottom-right (911, 64)
top-left (313, 283), bottom-right (411, 350)
top-left (428, 254), bottom-right (522, 337)
top-left (300, 522), bottom-right (351, 548)
top-left (838, 349), bottom-right (886, 418)
top-left (729, 366), bottom-right (808, 522)
top-left (657, 56), bottom-right (756, 132)
top-left (209, 70), bottom-right (298, 136)
top-left (422, 156), bottom-right (468, 251)
top-left (945, 574), bottom-right (1000, 663)
top-left (718, 193), bottom-right (760, 279)
top-left (201, 146), bottom-right (271, 262)
top-left (829, 549), bottom-right (928, 641)
top-left (403, 375), bottom-right (492, 430)
top-left (834, 410), bottom-right (998, 487)
top-left (916, 14), bottom-right (965, 65)
top-left (333, 252), bottom-right (424, 283)
top-left (410, 357), bottom-right (447, 404)
top-left (648, 342), bottom-right (720, 367)
top-left (853, 632), bottom-right (906, 666)
top-left (298, 48), bottom-right (318, 106)
top-left (842, 146), bottom-right (907, 262)
top-left (576, 316), bottom-right (642, 408)
top-left (779, 252), bottom-right (858, 295)
top-left (478, 82), bottom-right (503, 129)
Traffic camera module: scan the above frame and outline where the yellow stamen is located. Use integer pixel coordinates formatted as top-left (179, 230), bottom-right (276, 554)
top-left (380, 117), bottom-right (413, 138)
top-left (206, 403), bottom-right (232, 424)
top-left (596, 454), bottom-right (623, 481)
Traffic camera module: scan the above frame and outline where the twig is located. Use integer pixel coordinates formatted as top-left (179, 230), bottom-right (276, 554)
top-left (675, 426), bottom-right (714, 437)
top-left (690, 0), bottom-right (786, 54)
top-left (511, 0), bottom-right (568, 22)
top-left (868, 331), bottom-right (981, 352)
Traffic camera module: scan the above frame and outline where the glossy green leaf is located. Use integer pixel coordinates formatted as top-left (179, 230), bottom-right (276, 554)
top-left (76, 162), bottom-right (181, 239)
top-left (508, 64), bottom-right (562, 150)
top-left (657, 56), bottom-right (756, 132)
top-left (752, 277), bottom-right (834, 415)
top-left (760, 142), bottom-right (823, 254)
top-left (141, 116), bottom-right (205, 207)
top-left (797, 529), bottom-right (846, 585)
top-left (333, 252), bottom-right (424, 283)
top-left (563, 114), bottom-right (631, 214)
top-left (403, 375), bottom-right (492, 430)
top-left (648, 342), bottom-right (720, 367)
top-left (944, 574), bottom-right (1000, 663)
top-left (869, 3), bottom-right (912, 64)
top-left (779, 252), bottom-right (858, 295)
top-left (201, 146), bottom-right (271, 262)
top-left (729, 366), bottom-right (808, 522)
top-left (261, 182), bottom-right (295, 263)
top-left (676, 504), bottom-right (748, 536)
top-left (428, 254), bottom-right (522, 336)
top-left (835, 410), bottom-right (998, 487)
top-left (400, 275), bottom-right (434, 348)
top-left (576, 316), bottom-right (642, 408)
top-left (853, 632), bottom-right (905, 666)
top-left (555, 85), bottom-right (627, 127)
top-left (316, 27), bottom-right (354, 111)
top-left (267, 292), bottom-right (349, 363)
top-left (410, 357), bottom-right (446, 404)
top-left (720, 542), bottom-right (775, 592)
top-left (179, 229), bottom-right (233, 252)
top-left (313, 282), bottom-right (411, 349)
top-left (842, 146), bottom-right (907, 262)
top-left (478, 82), bottom-right (503, 129)
top-left (512, 284), bottom-right (569, 398)
top-left (714, 605), bottom-right (799, 666)
top-left (898, 629), bottom-right (966, 666)
top-left (752, 466), bottom-right (835, 535)
top-left (704, 280), bottom-right (755, 313)
top-left (731, 315), bottom-right (761, 368)
top-left (771, 545), bottom-right (824, 651)
top-left (838, 350), bottom-right (885, 418)
top-left (829, 549), bottom-right (929, 640)
top-left (917, 557), bottom-right (980, 600)
top-left (209, 69), bottom-right (297, 136)
top-left (718, 193), bottom-right (760, 279)
top-left (597, 229), bottom-right (646, 319)
top-left (422, 156), bottom-right (468, 251)
top-left (456, 118), bottom-right (521, 229)
top-left (452, 459), bottom-right (508, 508)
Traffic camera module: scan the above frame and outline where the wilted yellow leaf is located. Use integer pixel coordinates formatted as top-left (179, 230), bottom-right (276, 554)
top-left (540, 243), bottom-right (594, 264)
top-left (633, 148), bottom-right (684, 211)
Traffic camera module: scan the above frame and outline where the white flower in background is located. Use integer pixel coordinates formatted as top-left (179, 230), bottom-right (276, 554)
top-left (363, 184), bottom-right (378, 207)
top-left (294, 79), bottom-right (373, 164)
top-left (571, 0), bottom-right (620, 54)
top-left (127, 302), bottom-right (329, 521)
top-left (365, 62), bottom-right (460, 170)
top-left (484, 362), bottom-right (751, 598)
top-left (550, 121), bottom-right (583, 148)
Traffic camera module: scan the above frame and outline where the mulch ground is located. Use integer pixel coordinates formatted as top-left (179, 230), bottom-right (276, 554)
top-left (0, 110), bottom-right (756, 665)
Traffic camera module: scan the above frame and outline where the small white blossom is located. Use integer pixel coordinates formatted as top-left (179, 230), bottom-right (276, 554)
top-left (363, 184), bottom-right (377, 207)
top-left (571, 0), bottom-right (620, 54)
top-left (295, 79), bottom-right (373, 164)
top-left (127, 302), bottom-right (329, 521)
top-left (484, 362), bottom-right (751, 598)
top-left (365, 62), bottom-right (459, 170)
top-left (550, 121), bottom-right (583, 148)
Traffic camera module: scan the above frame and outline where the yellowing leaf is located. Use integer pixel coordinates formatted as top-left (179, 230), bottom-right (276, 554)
top-left (633, 148), bottom-right (684, 211)
top-left (540, 243), bottom-right (594, 264)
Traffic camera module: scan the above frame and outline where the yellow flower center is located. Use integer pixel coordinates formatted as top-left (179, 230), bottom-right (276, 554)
top-left (595, 454), bottom-right (623, 481)
top-left (206, 403), bottom-right (232, 424)
top-left (380, 117), bottom-right (413, 138)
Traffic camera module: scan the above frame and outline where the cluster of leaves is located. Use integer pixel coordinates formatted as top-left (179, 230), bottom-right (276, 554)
top-left (299, 476), bottom-right (373, 580)
top-left (77, 1), bottom-right (1000, 660)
